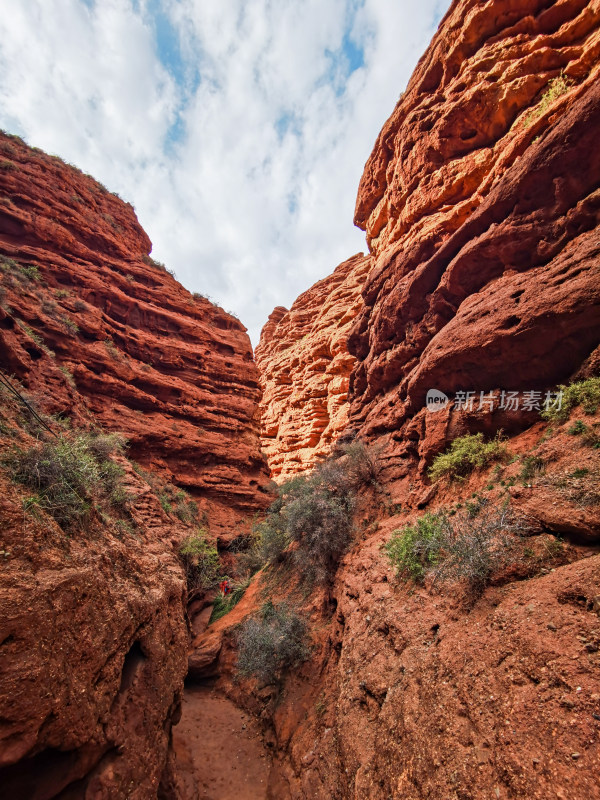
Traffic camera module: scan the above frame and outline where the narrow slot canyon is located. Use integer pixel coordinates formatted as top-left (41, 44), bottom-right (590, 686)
top-left (0, 0), bottom-right (599, 798)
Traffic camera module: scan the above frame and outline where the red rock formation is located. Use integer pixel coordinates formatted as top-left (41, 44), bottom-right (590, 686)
top-left (0, 445), bottom-right (189, 798)
top-left (0, 133), bottom-right (270, 797)
top-left (0, 130), bottom-right (271, 535)
top-left (347, 0), bottom-right (600, 500)
top-left (193, 410), bottom-right (600, 800)
top-left (197, 3), bottom-right (600, 799)
top-left (255, 253), bottom-right (371, 481)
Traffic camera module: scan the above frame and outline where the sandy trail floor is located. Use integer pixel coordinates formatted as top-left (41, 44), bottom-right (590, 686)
top-left (173, 685), bottom-right (271, 800)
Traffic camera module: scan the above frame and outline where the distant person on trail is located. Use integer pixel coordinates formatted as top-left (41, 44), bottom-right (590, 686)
top-left (219, 579), bottom-right (232, 596)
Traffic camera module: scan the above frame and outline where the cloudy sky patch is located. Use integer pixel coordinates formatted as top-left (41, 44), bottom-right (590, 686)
top-left (0, 0), bottom-right (449, 344)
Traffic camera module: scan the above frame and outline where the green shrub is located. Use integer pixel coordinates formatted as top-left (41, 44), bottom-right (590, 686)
top-left (428, 433), bottom-right (509, 482)
top-left (571, 468), bottom-right (589, 479)
top-left (3, 432), bottom-right (127, 527)
top-left (245, 515), bottom-right (289, 570)
top-left (385, 511), bottom-right (448, 580)
top-left (237, 601), bottom-right (310, 684)
top-left (568, 420), bottom-right (587, 436)
top-left (19, 264), bottom-right (41, 282)
top-left (282, 469), bottom-right (355, 583)
top-left (386, 501), bottom-right (522, 592)
top-left (239, 446), bottom-right (373, 582)
top-left (179, 530), bottom-right (220, 591)
top-left (0, 257), bottom-right (42, 286)
top-left (159, 491), bottom-right (172, 514)
top-left (542, 377), bottom-right (600, 422)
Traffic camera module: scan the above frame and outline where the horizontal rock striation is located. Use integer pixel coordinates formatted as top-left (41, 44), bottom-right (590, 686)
top-left (255, 253), bottom-right (371, 481)
top-left (348, 0), bottom-right (600, 497)
top-left (0, 133), bottom-right (272, 797)
top-left (0, 131), bottom-right (271, 530)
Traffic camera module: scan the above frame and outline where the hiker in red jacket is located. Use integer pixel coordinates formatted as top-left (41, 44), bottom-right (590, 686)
top-left (219, 579), bottom-right (232, 596)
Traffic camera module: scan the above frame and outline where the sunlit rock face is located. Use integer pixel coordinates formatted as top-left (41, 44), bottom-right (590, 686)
top-left (255, 253), bottom-right (371, 481)
top-left (0, 130), bottom-right (272, 534)
top-left (346, 0), bottom-right (600, 499)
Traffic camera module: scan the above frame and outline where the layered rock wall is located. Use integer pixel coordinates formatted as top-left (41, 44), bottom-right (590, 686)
top-left (255, 253), bottom-right (371, 481)
top-left (0, 130), bottom-right (271, 531)
top-left (0, 133), bottom-right (270, 797)
top-left (348, 0), bottom-right (600, 498)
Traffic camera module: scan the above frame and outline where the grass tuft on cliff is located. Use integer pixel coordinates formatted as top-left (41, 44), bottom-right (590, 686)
top-left (4, 431), bottom-right (127, 527)
top-left (428, 432), bottom-right (509, 482)
top-left (541, 377), bottom-right (600, 423)
top-left (524, 73), bottom-right (573, 127)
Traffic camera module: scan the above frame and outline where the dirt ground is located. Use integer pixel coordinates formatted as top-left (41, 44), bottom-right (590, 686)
top-left (173, 685), bottom-right (271, 800)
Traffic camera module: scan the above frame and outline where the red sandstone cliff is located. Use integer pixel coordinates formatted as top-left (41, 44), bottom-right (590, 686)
top-left (255, 253), bottom-right (371, 481)
top-left (348, 0), bottom-right (600, 500)
top-left (0, 130), bottom-right (271, 534)
top-left (0, 132), bottom-right (270, 797)
top-left (209, 2), bottom-right (600, 798)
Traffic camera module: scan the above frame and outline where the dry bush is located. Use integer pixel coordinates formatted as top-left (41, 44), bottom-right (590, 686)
top-left (387, 500), bottom-right (524, 593)
top-left (237, 601), bottom-right (309, 685)
top-left (4, 431), bottom-right (127, 527)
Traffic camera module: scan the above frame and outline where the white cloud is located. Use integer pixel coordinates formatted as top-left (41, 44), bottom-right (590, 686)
top-left (0, 0), bottom-right (447, 344)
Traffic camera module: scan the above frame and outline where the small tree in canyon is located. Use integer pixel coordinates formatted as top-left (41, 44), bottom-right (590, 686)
top-left (179, 529), bottom-right (220, 593)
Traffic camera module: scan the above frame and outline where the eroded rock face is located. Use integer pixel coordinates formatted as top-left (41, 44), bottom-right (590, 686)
top-left (255, 253), bottom-right (371, 481)
top-left (0, 130), bottom-right (271, 534)
top-left (0, 462), bottom-right (189, 800)
top-left (348, 0), bottom-right (600, 497)
top-left (268, 532), bottom-right (600, 800)
top-left (0, 133), bottom-right (270, 797)
top-left (201, 415), bottom-right (600, 800)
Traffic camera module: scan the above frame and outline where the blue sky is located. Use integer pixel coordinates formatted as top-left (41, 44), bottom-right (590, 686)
top-left (0, 0), bottom-right (448, 345)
